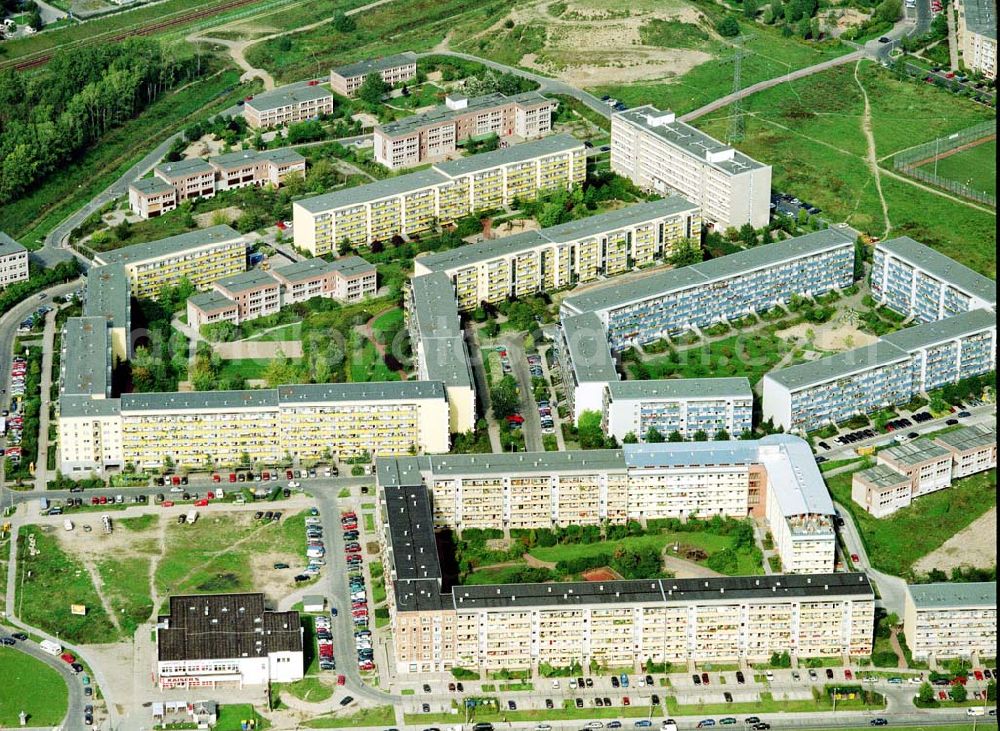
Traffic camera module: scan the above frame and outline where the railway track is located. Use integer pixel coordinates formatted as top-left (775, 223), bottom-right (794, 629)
top-left (6, 0), bottom-right (264, 72)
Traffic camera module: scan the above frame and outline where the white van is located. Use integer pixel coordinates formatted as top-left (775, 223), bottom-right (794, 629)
top-left (967, 707), bottom-right (985, 717)
top-left (40, 639), bottom-right (62, 655)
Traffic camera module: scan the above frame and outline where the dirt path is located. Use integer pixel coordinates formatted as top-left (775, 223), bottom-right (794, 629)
top-left (146, 516), bottom-right (168, 618)
top-left (889, 626), bottom-right (908, 669)
top-left (662, 554), bottom-right (724, 579)
top-left (853, 60), bottom-right (891, 238)
top-left (81, 558), bottom-right (124, 635)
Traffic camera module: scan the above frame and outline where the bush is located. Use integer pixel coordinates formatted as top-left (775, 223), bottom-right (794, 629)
top-left (716, 15), bottom-right (741, 36)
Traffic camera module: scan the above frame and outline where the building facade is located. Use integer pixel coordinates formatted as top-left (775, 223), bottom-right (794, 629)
top-left (374, 92), bottom-right (555, 169)
top-left (293, 134), bottom-right (587, 255)
top-left (270, 255), bottom-right (377, 305)
top-left (610, 106), bottom-right (772, 229)
top-left (903, 582), bottom-right (996, 661)
top-left (243, 86), bottom-right (335, 129)
top-left (330, 52), bottom-right (418, 97)
top-left (933, 423), bottom-right (997, 477)
top-left (153, 158), bottom-right (217, 202)
top-left (957, 0), bottom-right (997, 79)
top-left (0, 233), bottom-right (29, 288)
top-left (127, 178), bottom-right (178, 219)
top-left (602, 377), bottom-right (753, 443)
top-left (414, 196), bottom-right (701, 310)
top-left (186, 291), bottom-right (240, 332)
top-left (212, 269), bottom-right (282, 323)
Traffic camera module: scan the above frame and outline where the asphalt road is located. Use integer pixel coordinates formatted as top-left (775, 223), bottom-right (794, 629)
top-left (501, 334), bottom-right (544, 452)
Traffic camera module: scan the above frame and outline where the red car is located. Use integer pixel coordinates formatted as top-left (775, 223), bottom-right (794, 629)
top-left (844, 669), bottom-right (853, 680)
top-left (171, 475), bottom-right (181, 486)
top-left (337, 675), bottom-right (346, 685)
top-left (286, 469), bottom-right (294, 479)
top-left (194, 499), bottom-right (209, 507)
top-left (60, 653), bottom-right (76, 664)
top-left (207, 491), bottom-right (215, 500)
top-left (622, 696), bottom-right (630, 706)
top-left (951, 676), bottom-right (968, 685)
top-left (945, 72), bottom-right (956, 79)
top-left (851, 553), bottom-right (860, 563)
top-left (229, 473), bottom-right (237, 483)
top-left (974, 670), bottom-right (984, 681)
top-left (162, 500), bottom-right (175, 508)
top-left (345, 545), bottom-right (361, 553)
top-left (939, 691), bottom-right (948, 700)
top-left (341, 512), bottom-right (357, 519)
top-left (99, 496), bottom-right (108, 504)
top-left (212, 474), bottom-right (221, 483)
top-left (91, 497), bottom-right (100, 505)
top-left (262, 471), bottom-right (270, 481)
top-left (307, 79), bottom-right (320, 86)
top-left (506, 414), bottom-right (524, 424)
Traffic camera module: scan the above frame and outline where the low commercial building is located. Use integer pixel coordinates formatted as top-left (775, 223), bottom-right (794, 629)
top-left (602, 377), bottom-right (753, 443)
top-left (127, 178), bottom-right (178, 219)
top-left (83, 264), bottom-right (131, 364)
top-left (212, 269), bottom-right (282, 323)
top-left (243, 86), bottom-right (334, 129)
top-left (877, 440), bottom-right (954, 497)
top-left (611, 106), bottom-right (772, 229)
top-left (762, 307), bottom-right (997, 432)
top-left (374, 91), bottom-right (555, 169)
top-left (153, 158), bottom-right (217, 202)
top-left (414, 196), bottom-right (701, 310)
top-left (0, 232), bottom-right (29, 288)
top-left (330, 52), bottom-right (418, 97)
top-left (851, 464), bottom-right (913, 519)
top-left (406, 273), bottom-right (476, 434)
top-left (933, 423), bottom-right (997, 477)
top-left (904, 582), bottom-right (996, 662)
top-left (154, 593), bottom-right (303, 688)
top-left (377, 447), bottom-right (870, 675)
top-left (293, 134), bottom-right (587, 255)
top-left (93, 226), bottom-right (247, 299)
top-left (870, 237), bottom-right (996, 323)
top-left (956, 0), bottom-right (997, 79)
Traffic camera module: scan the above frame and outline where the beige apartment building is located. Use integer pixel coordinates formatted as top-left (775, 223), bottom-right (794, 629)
top-left (154, 158), bottom-right (217, 202)
top-left (83, 264), bottom-right (131, 364)
top-left (293, 134), bottom-right (587, 255)
top-left (851, 464), bottom-right (912, 519)
top-left (0, 232), bottom-right (29, 288)
top-left (377, 459), bottom-right (874, 675)
top-left (186, 290), bottom-right (240, 332)
top-left (934, 423), bottom-right (997, 477)
top-left (243, 86), bottom-right (335, 129)
top-left (611, 106), bottom-right (772, 230)
top-left (413, 196), bottom-right (700, 310)
top-left (374, 92), bottom-right (555, 169)
top-left (93, 226), bottom-right (246, 300)
top-left (213, 269), bottom-right (282, 323)
top-left (209, 149), bottom-right (307, 190)
top-left (957, 0), bottom-right (997, 79)
top-left (330, 52), bottom-right (418, 97)
top-left (904, 582), bottom-right (996, 661)
top-left (270, 255), bottom-right (377, 304)
top-left (128, 178), bottom-right (178, 219)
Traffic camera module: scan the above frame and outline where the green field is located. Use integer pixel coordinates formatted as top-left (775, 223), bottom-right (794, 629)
top-left (915, 139), bottom-right (997, 198)
top-left (693, 61), bottom-right (996, 276)
top-left (302, 705), bottom-right (397, 728)
top-left (0, 650), bottom-right (69, 727)
top-left (825, 468), bottom-right (997, 578)
top-left (96, 555), bottom-right (155, 636)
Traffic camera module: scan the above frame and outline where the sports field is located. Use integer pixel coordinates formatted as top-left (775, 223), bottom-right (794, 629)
top-left (915, 138), bottom-right (996, 197)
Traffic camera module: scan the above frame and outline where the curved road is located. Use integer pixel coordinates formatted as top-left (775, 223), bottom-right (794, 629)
top-left (0, 636), bottom-right (85, 730)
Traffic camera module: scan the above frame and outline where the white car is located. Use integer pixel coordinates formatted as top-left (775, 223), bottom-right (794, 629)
top-left (288, 480), bottom-right (300, 489)
top-left (170, 486), bottom-right (184, 492)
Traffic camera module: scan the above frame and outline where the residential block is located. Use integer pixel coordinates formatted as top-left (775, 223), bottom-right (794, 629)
top-left (243, 85), bottom-right (334, 129)
top-left (904, 582), bottom-right (996, 662)
top-left (0, 232), bottom-right (29, 288)
top-left (330, 52), bottom-right (418, 98)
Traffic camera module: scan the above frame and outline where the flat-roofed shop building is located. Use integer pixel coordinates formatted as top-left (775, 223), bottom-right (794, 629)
top-left (611, 106), bottom-right (772, 229)
top-left (330, 52), bottom-right (418, 97)
top-left (904, 582), bottom-right (996, 662)
top-left (243, 86), bottom-right (334, 129)
top-left (376, 454), bottom-right (872, 675)
top-left (603, 377), bottom-right (753, 443)
top-left (293, 134), bottom-right (586, 255)
top-left (209, 148), bottom-right (307, 190)
top-left (374, 91), bottom-right (555, 169)
top-left (0, 232), bottom-right (29, 288)
top-left (154, 158), bottom-right (217, 202)
top-left (154, 593), bottom-right (303, 688)
top-left (93, 226), bottom-right (246, 300)
top-left (933, 423), bottom-right (997, 477)
top-left (127, 177), bottom-right (179, 219)
top-left (415, 196), bottom-right (700, 311)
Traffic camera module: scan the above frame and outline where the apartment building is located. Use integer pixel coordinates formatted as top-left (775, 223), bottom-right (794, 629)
top-left (154, 593), bottom-right (303, 688)
top-left (414, 196), bottom-right (701, 310)
top-left (611, 106), bottom-right (772, 229)
top-left (878, 440), bottom-right (954, 495)
top-left (209, 148), bottom-right (307, 190)
top-left (186, 290), bottom-right (240, 332)
top-left (904, 582), bottom-right (996, 661)
top-left (60, 317), bottom-right (113, 399)
top-left (153, 158), bottom-right (217, 202)
top-left (763, 307), bottom-right (997, 432)
top-left (870, 237), bottom-right (996, 323)
top-left (93, 226), bottom-right (247, 300)
top-left (557, 311), bottom-right (620, 421)
top-left (83, 265), bottom-right (131, 364)
top-left (957, 0), bottom-right (997, 79)
top-left (851, 464), bottom-right (913, 519)
top-left (330, 52), bottom-right (418, 97)
top-left (374, 92), bottom-right (555, 169)
top-left (58, 395), bottom-right (124, 474)
top-left (243, 86), bottom-right (334, 129)
top-left (377, 454), bottom-right (871, 675)
top-left (213, 269), bottom-right (282, 323)
top-left (293, 134), bottom-right (587, 255)
top-left (406, 273), bottom-right (476, 433)
top-left (562, 228), bottom-right (855, 350)
top-left (602, 377), bottom-right (753, 443)
top-left (0, 232), bottom-right (29, 288)
top-left (933, 423), bottom-right (997, 477)
top-left (270, 255), bottom-right (377, 305)
top-left (128, 177), bottom-right (178, 219)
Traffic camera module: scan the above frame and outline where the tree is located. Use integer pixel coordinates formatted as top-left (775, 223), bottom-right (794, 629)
top-left (949, 683), bottom-right (967, 703)
top-left (668, 238), bottom-right (703, 267)
top-left (917, 681), bottom-right (936, 705)
top-left (645, 426), bottom-right (666, 443)
top-left (715, 429), bottom-right (730, 441)
top-left (357, 72), bottom-right (389, 105)
top-left (332, 11), bottom-right (356, 32)
top-left (490, 376), bottom-right (519, 420)
top-left (716, 15), bottom-right (741, 36)
top-left (578, 410), bottom-right (609, 449)
top-left (623, 431), bottom-right (638, 444)
top-left (693, 430), bottom-right (709, 442)
top-left (744, 0), bottom-right (760, 18)
top-left (338, 237), bottom-right (354, 256)
top-left (874, 0), bottom-right (902, 23)
top-left (27, 7), bottom-right (43, 30)
top-left (668, 430), bottom-right (684, 442)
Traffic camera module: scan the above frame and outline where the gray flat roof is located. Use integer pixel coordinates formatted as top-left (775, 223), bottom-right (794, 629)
top-left (881, 438), bottom-right (951, 466)
top-left (625, 441), bottom-right (757, 469)
top-left (962, 0), bottom-right (997, 39)
top-left (615, 105), bottom-right (768, 175)
top-left (908, 581), bottom-right (996, 610)
top-left (426, 449), bottom-right (626, 476)
top-left (561, 312), bottom-right (619, 383)
top-left (188, 290), bottom-right (237, 313)
top-left (246, 85), bottom-right (333, 113)
top-left (275, 381), bottom-right (446, 404)
top-left (272, 257), bottom-right (339, 283)
top-left (377, 91), bottom-right (550, 138)
top-left (562, 264), bottom-right (707, 316)
top-left (855, 463), bottom-right (911, 489)
top-left (332, 52), bottom-right (417, 80)
top-left (214, 268), bottom-right (279, 294)
top-left (0, 231), bottom-right (26, 257)
top-left (155, 157), bottom-right (215, 179)
top-left (295, 168), bottom-right (448, 214)
top-left (330, 254), bottom-right (376, 277)
top-left (210, 147), bottom-right (306, 169)
top-left (432, 133), bottom-right (584, 178)
top-left (59, 394), bottom-right (122, 418)
top-left (763, 340), bottom-right (909, 392)
top-left (130, 177), bottom-right (176, 195)
top-left (95, 225), bottom-right (244, 267)
top-left (879, 237), bottom-right (996, 305)
top-left (84, 265), bottom-right (130, 330)
top-left (933, 423), bottom-right (997, 452)
top-left (409, 273), bottom-right (472, 389)
top-left (61, 317), bottom-right (110, 397)
top-left (880, 307), bottom-right (996, 352)
top-left (416, 231), bottom-right (547, 272)
top-left (122, 390), bottom-right (280, 413)
top-left (608, 377), bottom-right (752, 401)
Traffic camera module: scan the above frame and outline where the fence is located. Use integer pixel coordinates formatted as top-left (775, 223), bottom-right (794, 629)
top-left (893, 120), bottom-right (996, 206)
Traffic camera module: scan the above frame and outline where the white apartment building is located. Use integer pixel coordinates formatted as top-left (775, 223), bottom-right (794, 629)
top-left (330, 52), bottom-right (418, 97)
top-left (0, 232), bottom-right (29, 288)
top-left (243, 86), bottom-right (334, 129)
top-left (611, 106), bottom-right (772, 229)
top-left (957, 0), bottom-right (997, 79)
top-left (904, 582), bottom-right (996, 661)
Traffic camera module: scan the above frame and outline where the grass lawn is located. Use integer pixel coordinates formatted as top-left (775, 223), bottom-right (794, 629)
top-left (16, 526), bottom-right (119, 644)
top-left (825, 468), bottom-right (997, 578)
top-left (302, 705), bottom-right (396, 728)
top-left (95, 556), bottom-right (155, 635)
top-left (348, 335), bottom-right (399, 382)
top-left (693, 61), bottom-right (996, 276)
top-left (217, 357), bottom-right (283, 382)
top-left (215, 703), bottom-right (271, 731)
top-left (666, 689), bottom-right (884, 715)
top-left (0, 650), bottom-right (69, 727)
top-left (631, 330), bottom-right (797, 385)
top-left (915, 139), bottom-right (996, 198)
top-left (280, 676), bottom-right (334, 702)
top-left (370, 308), bottom-right (403, 340)
top-left (246, 322), bottom-right (304, 342)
